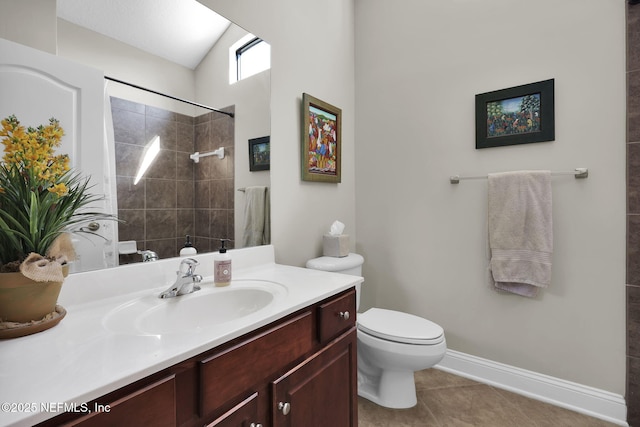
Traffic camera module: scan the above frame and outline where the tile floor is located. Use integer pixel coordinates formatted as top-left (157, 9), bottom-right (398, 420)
top-left (358, 368), bottom-right (618, 426)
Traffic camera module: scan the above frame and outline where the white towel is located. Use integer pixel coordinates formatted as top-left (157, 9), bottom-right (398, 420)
top-left (242, 186), bottom-right (271, 247)
top-left (488, 171), bottom-right (552, 297)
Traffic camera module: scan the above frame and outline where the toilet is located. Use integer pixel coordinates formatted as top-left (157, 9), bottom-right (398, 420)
top-left (306, 253), bottom-right (447, 409)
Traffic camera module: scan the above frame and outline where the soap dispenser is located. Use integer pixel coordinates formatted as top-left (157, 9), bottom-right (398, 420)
top-left (180, 235), bottom-right (197, 256)
top-left (214, 239), bottom-right (232, 287)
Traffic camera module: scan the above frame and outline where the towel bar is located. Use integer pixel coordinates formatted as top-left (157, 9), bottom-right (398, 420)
top-left (449, 168), bottom-right (588, 184)
top-left (238, 187), bottom-right (270, 192)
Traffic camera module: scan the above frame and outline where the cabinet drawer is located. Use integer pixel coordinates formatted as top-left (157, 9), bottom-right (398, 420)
top-left (199, 311), bottom-right (314, 417)
top-left (318, 289), bottom-right (356, 343)
top-left (62, 375), bottom-right (176, 427)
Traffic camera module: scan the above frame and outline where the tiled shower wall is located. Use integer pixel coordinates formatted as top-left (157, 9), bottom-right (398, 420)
top-left (111, 97), bottom-right (234, 264)
top-left (193, 108), bottom-right (236, 253)
top-left (629, 2), bottom-right (640, 425)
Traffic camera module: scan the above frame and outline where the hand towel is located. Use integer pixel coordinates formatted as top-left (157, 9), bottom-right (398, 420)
top-left (488, 170), bottom-right (552, 297)
top-left (242, 186), bottom-right (271, 247)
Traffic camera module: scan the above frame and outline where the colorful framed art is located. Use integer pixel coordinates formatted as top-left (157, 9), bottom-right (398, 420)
top-left (301, 93), bottom-right (341, 183)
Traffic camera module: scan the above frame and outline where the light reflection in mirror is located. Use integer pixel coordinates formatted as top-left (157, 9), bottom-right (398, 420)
top-left (134, 135), bottom-right (160, 185)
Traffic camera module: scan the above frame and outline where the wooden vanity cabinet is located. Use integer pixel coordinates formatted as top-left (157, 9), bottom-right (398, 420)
top-left (36, 288), bottom-right (356, 427)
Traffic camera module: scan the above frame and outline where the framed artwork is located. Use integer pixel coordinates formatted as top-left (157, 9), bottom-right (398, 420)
top-left (476, 79), bottom-right (554, 149)
top-left (301, 93), bottom-right (341, 183)
top-left (248, 136), bottom-right (270, 171)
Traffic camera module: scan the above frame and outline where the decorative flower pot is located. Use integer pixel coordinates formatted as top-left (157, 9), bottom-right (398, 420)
top-left (0, 265), bottom-right (69, 339)
top-left (0, 272), bottom-right (63, 323)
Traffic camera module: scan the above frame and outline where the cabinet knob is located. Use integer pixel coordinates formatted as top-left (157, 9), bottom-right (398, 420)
top-left (339, 311), bottom-right (350, 320)
top-left (249, 424), bottom-right (263, 427)
top-left (278, 401), bottom-right (291, 415)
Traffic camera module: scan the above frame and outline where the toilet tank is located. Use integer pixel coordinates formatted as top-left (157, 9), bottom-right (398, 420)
top-left (306, 253), bottom-right (364, 310)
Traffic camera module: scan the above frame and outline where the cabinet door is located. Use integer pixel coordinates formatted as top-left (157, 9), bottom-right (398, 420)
top-left (205, 392), bottom-right (262, 427)
top-left (272, 328), bottom-right (357, 427)
top-left (62, 375), bottom-right (176, 427)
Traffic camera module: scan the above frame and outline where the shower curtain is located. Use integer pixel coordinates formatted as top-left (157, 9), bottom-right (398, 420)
top-left (101, 83), bottom-right (119, 268)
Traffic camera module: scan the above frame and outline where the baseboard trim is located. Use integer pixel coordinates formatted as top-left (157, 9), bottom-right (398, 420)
top-left (435, 349), bottom-right (628, 426)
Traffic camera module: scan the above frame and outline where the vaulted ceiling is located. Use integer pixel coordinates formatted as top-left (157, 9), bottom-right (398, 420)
top-left (57, 0), bottom-right (231, 69)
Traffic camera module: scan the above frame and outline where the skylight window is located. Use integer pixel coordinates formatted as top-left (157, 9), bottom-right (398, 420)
top-left (229, 34), bottom-right (271, 84)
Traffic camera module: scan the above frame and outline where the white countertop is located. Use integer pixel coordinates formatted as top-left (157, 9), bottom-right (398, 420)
top-left (0, 245), bottom-right (362, 427)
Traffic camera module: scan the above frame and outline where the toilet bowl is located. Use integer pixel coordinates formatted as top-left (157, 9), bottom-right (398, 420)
top-left (306, 254), bottom-right (447, 409)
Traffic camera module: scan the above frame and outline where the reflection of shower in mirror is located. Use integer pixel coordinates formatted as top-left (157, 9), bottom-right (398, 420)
top-left (51, 3), bottom-right (271, 272)
top-left (111, 97), bottom-right (236, 266)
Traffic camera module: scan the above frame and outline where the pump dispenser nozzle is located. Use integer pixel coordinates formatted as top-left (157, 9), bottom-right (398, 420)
top-left (180, 235), bottom-right (197, 256)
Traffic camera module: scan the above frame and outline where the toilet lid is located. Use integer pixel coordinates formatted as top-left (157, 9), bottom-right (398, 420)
top-left (357, 308), bottom-right (444, 345)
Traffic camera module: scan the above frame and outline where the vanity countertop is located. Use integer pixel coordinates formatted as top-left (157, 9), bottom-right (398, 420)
top-left (0, 245), bottom-right (362, 427)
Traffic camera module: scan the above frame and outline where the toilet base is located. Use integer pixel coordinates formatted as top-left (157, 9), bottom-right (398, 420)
top-left (356, 329), bottom-right (447, 409)
top-left (358, 368), bottom-right (418, 409)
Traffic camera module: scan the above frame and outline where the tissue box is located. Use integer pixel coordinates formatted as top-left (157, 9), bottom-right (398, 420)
top-left (323, 234), bottom-right (349, 257)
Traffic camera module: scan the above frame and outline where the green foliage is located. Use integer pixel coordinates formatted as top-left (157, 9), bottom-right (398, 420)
top-left (0, 115), bottom-right (117, 269)
top-left (0, 163), bottom-right (114, 267)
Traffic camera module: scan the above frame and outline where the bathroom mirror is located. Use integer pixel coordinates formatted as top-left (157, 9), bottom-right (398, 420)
top-left (55, 1), bottom-right (271, 272)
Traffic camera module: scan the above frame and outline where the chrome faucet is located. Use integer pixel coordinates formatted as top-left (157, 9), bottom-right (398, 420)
top-left (139, 250), bottom-right (159, 262)
top-left (159, 258), bottom-right (203, 299)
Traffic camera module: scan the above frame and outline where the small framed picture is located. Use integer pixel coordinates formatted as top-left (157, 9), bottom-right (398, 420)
top-left (248, 136), bottom-right (270, 171)
top-left (301, 93), bottom-right (341, 183)
top-left (476, 79), bottom-right (554, 149)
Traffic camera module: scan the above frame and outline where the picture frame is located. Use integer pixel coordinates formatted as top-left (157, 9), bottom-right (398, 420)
top-left (301, 93), bottom-right (341, 183)
top-left (475, 79), bottom-right (554, 149)
top-left (248, 136), bottom-right (270, 171)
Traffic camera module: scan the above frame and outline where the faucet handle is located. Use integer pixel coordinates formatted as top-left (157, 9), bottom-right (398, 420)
top-left (179, 258), bottom-right (199, 276)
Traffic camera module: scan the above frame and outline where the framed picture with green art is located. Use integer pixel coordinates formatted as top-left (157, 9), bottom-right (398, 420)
top-left (301, 93), bottom-right (341, 183)
top-left (248, 136), bottom-right (270, 171)
top-left (476, 79), bottom-right (554, 149)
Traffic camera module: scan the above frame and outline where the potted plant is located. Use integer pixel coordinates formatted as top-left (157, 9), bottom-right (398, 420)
top-left (0, 114), bottom-right (115, 336)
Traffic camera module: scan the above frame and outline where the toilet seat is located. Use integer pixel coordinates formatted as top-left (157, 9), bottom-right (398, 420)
top-left (357, 308), bottom-right (444, 345)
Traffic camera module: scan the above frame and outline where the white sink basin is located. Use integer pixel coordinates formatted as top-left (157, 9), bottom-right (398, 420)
top-left (103, 280), bottom-right (287, 335)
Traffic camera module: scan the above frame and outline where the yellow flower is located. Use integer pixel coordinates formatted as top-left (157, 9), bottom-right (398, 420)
top-left (0, 115), bottom-right (66, 188)
top-left (47, 183), bottom-right (68, 197)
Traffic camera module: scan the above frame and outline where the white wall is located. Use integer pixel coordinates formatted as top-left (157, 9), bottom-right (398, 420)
top-left (355, 0), bottom-right (626, 395)
top-left (0, 0), bottom-right (56, 54)
top-left (57, 19), bottom-right (196, 116)
top-left (199, 0), bottom-right (357, 266)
